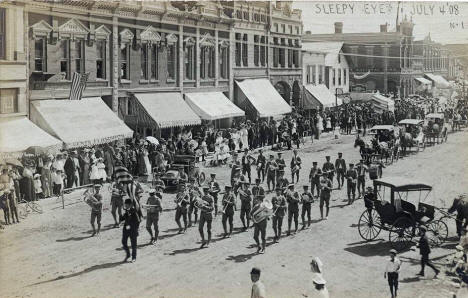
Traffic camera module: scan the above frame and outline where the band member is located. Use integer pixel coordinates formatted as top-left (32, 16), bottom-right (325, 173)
top-left (276, 175), bottom-right (290, 191)
top-left (221, 185), bottom-right (236, 237)
top-left (239, 181), bottom-right (253, 230)
top-left (301, 185), bottom-right (314, 229)
top-left (208, 173), bottom-right (221, 216)
top-left (120, 198), bottom-right (143, 262)
top-left (346, 164), bottom-right (358, 205)
top-left (272, 187), bottom-right (287, 243)
top-left (276, 152), bottom-right (286, 183)
top-left (309, 162), bottom-right (322, 197)
top-left (85, 184), bottom-right (103, 236)
top-left (230, 153), bottom-right (241, 186)
top-left (322, 156), bottom-right (335, 188)
top-left (241, 149), bottom-right (256, 184)
top-left (286, 184), bottom-right (300, 235)
top-left (319, 173), bottom-right (332, 220)
top-left (252, 178), bottom-right (265, 201)
top-left (265, 154), bottom-right (278, 192)
top-left (174, 183), bottom-right (189, 233)
top-left (250, 196), bottom-right (267, 254)
top-left (110, 182), bottom-right (124, 228)
top-left (199, 186), bottom-right (214, 248)
top-left (356, 159), bottom-right (368, 197)
top-left (290, 149), bottom-right (302, 183)
top-left (145, 189), bottom-right (162, 244)
top-left (188, 177), bottom-right (201, 227)
top-left (335, 152), bottom-right (346, 189)
top-left (256, 149), bottom-right (266, 182)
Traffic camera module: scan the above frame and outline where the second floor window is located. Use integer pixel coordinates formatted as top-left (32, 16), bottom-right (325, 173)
top-left (34, 38), bottom-right (47, 72)
top-left (96, 40), bottom-right (105, 79)
top-left (338, 68), bottom-right (342, 85)
top-left (141, 45), bottom-right (148, 80)
top-left (288, 49), bottom-right (293, 68)
top-left (60, 40), bottom-right (70, 80)
top-left (343, 69), bottom-right (347, 85)
top-left (167, 44), bottom-right (176, 80)
top-left (242, 34), bottom-right (248, 67)
top-left (311, 65), bottom-right (316, 84)
top-left (219, 46), bottom-right (228, 79)
top-left (293, 50), bottom-right (299, 68)
top-left (75, 40), bottom-right (85, 74)
top-left (151, 44), bottom-right (158, 80)
top-left (254, 36), bottom-right (259, 66)
top-left (120, 44), bottom-right (130, 80)
top-left (260, 36), bottom-right (266, 66)
top-left (184, 45), bottom-right (195, 80)
top-left (0, 88), bottom-right (18, 114)
top-left (273, 48), bottom-right (279, 68)
top-left (332, 69), bottom-right (336, 86)
top-left (200, 46), bottom-right (215, 79)
top-left (235, 33), bottom-right (241, 67)
top-left (279, 48), bottom-right (285, 68)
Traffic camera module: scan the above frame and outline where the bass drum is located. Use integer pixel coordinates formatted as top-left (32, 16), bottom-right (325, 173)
top-left (251, 199), bottom-right (273, 223)
top-left (369, 165), bottom-right (379, 180)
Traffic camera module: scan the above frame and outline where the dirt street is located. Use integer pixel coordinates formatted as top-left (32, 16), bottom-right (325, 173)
top-left (1, 130), bottom-right (467, 298)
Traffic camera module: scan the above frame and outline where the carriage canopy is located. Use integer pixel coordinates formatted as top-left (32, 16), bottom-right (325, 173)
top-left (373, 177), bottom-right (432, 192)
top-left (370, 125), bottom-right (395, 131)
top-left (425, 113), bottom-right (444, 120)
top-left (398, 119), bottom-right (424, 126)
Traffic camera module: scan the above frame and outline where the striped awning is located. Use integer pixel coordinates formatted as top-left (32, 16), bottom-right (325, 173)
top-left (133, 92), bottom-right (201, 128)
top-left (30, 97), bottom-right (133, 149)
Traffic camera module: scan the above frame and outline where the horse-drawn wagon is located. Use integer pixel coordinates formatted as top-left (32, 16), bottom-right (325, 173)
top-left (424, 113), bottom-right (448, 145)
top-left (357, 177), bottom-right (448, 251)
top-left (398, 119), bottom-right (425, 154)
top-left (354, 125), bottom-right (398, 164)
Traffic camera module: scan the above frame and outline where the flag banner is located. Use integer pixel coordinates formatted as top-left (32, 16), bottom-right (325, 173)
top-left (69, 72), bottom-right (89, 100)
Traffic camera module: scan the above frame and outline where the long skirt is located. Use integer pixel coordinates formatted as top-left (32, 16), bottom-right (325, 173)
top-left (40, 168), bottom-right (52, 198)
top-left (82, 163), bottom-right (90, 185)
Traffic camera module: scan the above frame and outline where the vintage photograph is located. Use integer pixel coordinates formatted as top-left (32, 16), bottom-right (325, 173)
top-left (0, 0), bottom-right (467, 297)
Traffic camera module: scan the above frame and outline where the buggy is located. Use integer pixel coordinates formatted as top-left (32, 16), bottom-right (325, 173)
top-left (160, 155), bottom-right (206, 189)
top-left (398, 119), bottom-right (426, 153)
top-left (357, 177), bottom-right (448, 251)
top-left (424, 113), bottom-right (448, 145)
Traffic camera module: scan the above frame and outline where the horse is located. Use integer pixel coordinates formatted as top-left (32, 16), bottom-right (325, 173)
top-left (399, 132), bottom-right (413, 156)
top-left (448, 195), bottom-right (468, 238)
top-left (371, 138), bottom-right (393, 163)
top-left (354, 137), bottom-right (374, 163)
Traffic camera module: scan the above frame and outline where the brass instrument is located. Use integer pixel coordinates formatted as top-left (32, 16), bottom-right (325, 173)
top-left (174, 192), bottom-right (188, 208)
top-left (194, 197), bottom-right (209, 210)
top-left (301, 193), bottom-right (313, 203)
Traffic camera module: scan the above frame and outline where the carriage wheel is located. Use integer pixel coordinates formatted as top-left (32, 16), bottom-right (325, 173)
top-left (426, 220), bottom-right (448, 247)
top-left (358, 209), bottom-right (382, 241)
top-left (197, 172), bottom-right (206, 186)
top-left (389, 217), bottom-right (415, 251)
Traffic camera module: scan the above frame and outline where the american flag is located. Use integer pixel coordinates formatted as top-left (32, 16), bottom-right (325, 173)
top-left (69, 72), bottom-right (89, 100)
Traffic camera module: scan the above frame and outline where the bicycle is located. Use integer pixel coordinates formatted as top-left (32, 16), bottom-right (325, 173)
top-left (18, 195), bottom-right (43, 218)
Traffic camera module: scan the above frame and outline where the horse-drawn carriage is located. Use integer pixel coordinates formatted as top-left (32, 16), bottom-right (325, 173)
top-left (424, 113), bottom-right (449, 145)
top-left (398, 119), bottom-right (426, 154)
top-left (357, 177), bottom-right (448, 251)
top-left (160, 155), bottom-right (206, 190)
top-left (355, 125), bottom-right (398, 164)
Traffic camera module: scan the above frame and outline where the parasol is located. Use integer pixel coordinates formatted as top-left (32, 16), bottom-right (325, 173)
top-left (145, 136), bottom-right (159, 145)
top-left (0, 158), bottom-right (23, 168)
top-left (25, 146), bottom-right (48, 156)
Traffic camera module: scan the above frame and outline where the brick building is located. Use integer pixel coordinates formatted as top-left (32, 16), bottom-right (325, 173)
top-left (303, 18), bottom-right (415, 98)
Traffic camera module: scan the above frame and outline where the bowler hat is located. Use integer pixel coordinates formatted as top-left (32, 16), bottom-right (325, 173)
top-left (250, 267), bottom-right (261, 275)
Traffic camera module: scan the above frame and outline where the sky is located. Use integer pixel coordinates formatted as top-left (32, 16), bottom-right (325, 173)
top-left (293, 1), bottom-right (468, 44)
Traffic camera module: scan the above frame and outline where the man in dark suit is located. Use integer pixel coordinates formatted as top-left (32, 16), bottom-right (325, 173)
top-left (416, 226), bottom-right (440, 277)
top-left (64, 152), bottom-right (76, 189)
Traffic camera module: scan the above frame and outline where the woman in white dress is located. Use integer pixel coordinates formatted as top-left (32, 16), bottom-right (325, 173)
top-left (240, 125), bottom-right (249, 150)
top-left (142, 146), bottom-right (152, 177)
top-left (317, 114), bottom-right (324, 137)
top-left (89, 159), bottom-right (100, 185)
top-left (96, 158), bottom-right (107, 184)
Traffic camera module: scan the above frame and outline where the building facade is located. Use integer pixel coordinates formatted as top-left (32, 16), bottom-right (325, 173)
top-left (231, 1), bottom-right (302, 107)
top-left (8, 0), bottom-right (302, 137)
top-left (0, 2), bottom-right (27, 119)
top-left (303, 19), bottom-right (415, 98)
top-left (302, 42), bottom-right (350, 94)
